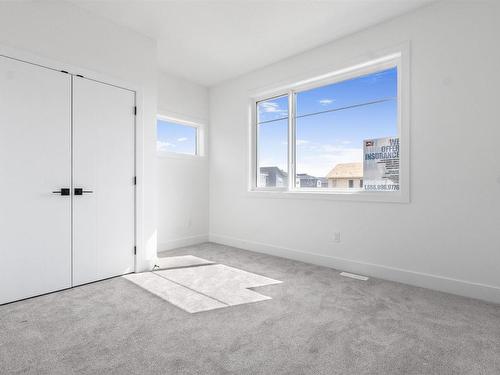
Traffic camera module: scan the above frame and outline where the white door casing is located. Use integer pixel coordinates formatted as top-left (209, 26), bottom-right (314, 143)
top-left (72, 77), bottom-right (135, 286)
top-left (0, 56), bottom-right (72, 304)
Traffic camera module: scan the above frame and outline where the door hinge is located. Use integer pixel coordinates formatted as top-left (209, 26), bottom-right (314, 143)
top-left (134, 176), bottom-right (137, 185)
top-left (133, 106), bottom-right (137, 115)
top-left (134, 246), bottom-right (137, 255)
top-left (60, 70), bottom-right (69, 74)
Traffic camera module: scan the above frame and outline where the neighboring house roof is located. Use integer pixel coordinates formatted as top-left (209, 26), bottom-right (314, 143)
top-left (326, 162), bottom-right (363, 179)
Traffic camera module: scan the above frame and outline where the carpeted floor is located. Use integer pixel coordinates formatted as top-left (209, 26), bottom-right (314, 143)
top-left (1, 242), bottom-right (499, 375)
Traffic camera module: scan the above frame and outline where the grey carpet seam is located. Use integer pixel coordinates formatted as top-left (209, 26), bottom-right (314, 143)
top-left (153, 263), bottom-right (216, 271)
top-left (152, 270), bottom-right (230, 307)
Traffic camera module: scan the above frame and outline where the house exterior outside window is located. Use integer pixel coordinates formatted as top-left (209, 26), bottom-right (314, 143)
top-left (295, 174), bottom-right (328, 188)
top-left (259, 167), bottom-right (288, 188)
top-left (326, 162), bottom-right (363, 189)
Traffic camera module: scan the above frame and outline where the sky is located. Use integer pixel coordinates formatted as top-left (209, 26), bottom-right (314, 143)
top-left (157, 120), bottom-right (197, 155)
top-left (257, 67), bottom-right (398, 178)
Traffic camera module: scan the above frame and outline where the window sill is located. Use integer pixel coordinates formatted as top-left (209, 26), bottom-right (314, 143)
top-left (245, 189), bottom-right (409, 203)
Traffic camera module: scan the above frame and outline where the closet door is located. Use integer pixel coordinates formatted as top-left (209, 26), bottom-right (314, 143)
top-left (72, 77), bottom-right (135, 286)
top-left (0, 56), bottom-right (72, 304)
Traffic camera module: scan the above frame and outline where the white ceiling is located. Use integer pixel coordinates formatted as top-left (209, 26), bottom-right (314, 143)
top-left (70, 0), bottom-right (434, 87)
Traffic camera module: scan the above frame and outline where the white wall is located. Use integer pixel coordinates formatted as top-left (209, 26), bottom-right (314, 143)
top-left (0, 1), bottom-right (158, 271)
top-left (157, 72), bottom-right (209, 251)
top-left (209, 1), bottom-right (500, 303)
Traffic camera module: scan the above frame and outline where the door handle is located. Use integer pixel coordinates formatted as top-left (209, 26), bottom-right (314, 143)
top-left (74, 188), bottom-right (93, 196)
top-left (52, 188), bottom-right (70, 196)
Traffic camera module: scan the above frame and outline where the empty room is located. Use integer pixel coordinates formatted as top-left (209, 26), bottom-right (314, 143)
top-left (1, 0), bottom-right (499, 374)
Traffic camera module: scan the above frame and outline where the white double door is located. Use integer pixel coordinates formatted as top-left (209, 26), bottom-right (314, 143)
top-left (0, 55), bottom-right (135, 305)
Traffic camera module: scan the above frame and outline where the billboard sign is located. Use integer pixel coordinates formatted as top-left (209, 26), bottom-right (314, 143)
top-left (363, 137), bottom-right (400, 191)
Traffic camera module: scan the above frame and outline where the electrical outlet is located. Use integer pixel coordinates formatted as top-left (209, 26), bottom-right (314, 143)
top-left (333, 232), bottom-right (341, 243)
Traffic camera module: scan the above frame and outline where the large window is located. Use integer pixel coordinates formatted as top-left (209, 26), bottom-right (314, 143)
top-left (157, 117), bottom-right (199, 156)
top-left (252, 55), bottom-right (406, 199)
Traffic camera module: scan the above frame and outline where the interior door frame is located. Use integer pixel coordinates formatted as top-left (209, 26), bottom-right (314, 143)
top-left (0, 44), bottom-right (144, 274)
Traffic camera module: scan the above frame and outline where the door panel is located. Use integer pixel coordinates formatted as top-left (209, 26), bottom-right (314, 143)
top-left (72, 77), bottom-right (135, 286)
top-left (0, 56), bottom-right (72, 304)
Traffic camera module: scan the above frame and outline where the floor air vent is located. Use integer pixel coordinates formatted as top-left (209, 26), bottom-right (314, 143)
top-left (340, 272), bottom-right (369, 281)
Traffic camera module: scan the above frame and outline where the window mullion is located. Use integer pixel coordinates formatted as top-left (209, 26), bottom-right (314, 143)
top-left (288, 90), bottom-right (296, 191)
top-left (254, 102), bottom-right (259, 189)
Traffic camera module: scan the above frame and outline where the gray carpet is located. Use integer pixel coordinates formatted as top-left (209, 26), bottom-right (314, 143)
top-left (1, 242), bottom-right (499, 375)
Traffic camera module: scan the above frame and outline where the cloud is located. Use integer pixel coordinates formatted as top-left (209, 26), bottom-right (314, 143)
top-left (260, 139), bottom-right (364, 177)
top-left (365, 69), bottom-right (393, 84)
top-left (177, 137), bottom-right (188, 142)
top-left (260, 101), bottom-right (287, 114)
top-left (319, 99), bottom-right (335, 106)
top-left (157, 141), bottom-right (176, 152)
top-left (296, 145), bottom-right (363, 177)
top-left (316, 144), bottom-right (361, 156)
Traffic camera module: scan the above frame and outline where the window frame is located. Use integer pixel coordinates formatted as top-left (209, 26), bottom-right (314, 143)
top-left (249, 51), bottom-right (409, 203)
top-left (156, 114), bottom-right (205, 158)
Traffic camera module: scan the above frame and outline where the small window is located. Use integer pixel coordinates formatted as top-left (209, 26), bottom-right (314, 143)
top-left (157, 118), bottom-right (198, 156)
top-left (256, 95), bottom-right (289, 188)
top-left (348, 180), bottom-right (354, 188)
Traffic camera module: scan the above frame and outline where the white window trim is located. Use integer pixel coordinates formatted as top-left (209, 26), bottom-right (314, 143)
top-left (156, 114), bottom-right (206, 159)
top-left (248, 48), bottom-right (409, 203)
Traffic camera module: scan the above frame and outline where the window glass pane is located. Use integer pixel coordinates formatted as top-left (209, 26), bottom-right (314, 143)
top-left (256, 95), bottom-right (288, 188)
top-left (295, 68), bottom-right (398, 191)
top-left (157, 119), bottom-right (197, 155)
top-left (296, 67), bottom-right (397, 117)
top-left (257, 95), bottom-right (289, 123)
top-left (257, 118), bottom-right (288, 188)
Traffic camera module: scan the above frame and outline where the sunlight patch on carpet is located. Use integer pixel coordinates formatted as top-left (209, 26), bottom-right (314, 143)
top-left (123, 256), bottom-right (282, 313)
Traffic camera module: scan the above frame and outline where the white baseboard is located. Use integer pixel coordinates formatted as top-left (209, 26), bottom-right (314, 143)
top-left (209, 233), bottom-right (500, 305)
top-left (158, 234), bottom-right (209, 253)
